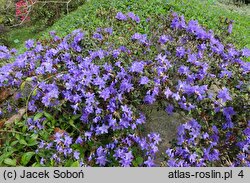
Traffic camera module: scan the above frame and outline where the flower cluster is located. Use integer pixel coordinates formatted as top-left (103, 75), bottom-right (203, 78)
top-left (37, 131), bottom-right (84, 166)
top-left (15, 0), bottom-right (31, 22)
top-left (0, 11), bottom-right (249, 166)
top-left (165, 120), bottom-right (221, 167)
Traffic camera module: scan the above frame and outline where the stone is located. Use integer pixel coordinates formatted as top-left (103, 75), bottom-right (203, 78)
top-left (141, 104), bottom-right (189, 165)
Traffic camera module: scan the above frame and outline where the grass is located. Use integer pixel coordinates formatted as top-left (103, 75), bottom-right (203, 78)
top-left (5, 25), bottom-right (44, 49)
top-left (168, 0), bottom-right (250, 49)
top-left (3, 0), bottom-right (250, 53)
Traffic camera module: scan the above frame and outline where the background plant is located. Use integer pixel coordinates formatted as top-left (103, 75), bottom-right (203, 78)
top-left (0, 0), bottom-right (248, 53)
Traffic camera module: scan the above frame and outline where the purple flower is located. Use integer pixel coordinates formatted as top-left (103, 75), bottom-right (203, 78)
top-left (120, 79), bottom-right (134, 92)
top-left (139, 76), bottom-right (149, 85)
top-left (166, 148), bottom-right (174, 158)
top-left (144, 94), bottom-right (155, 104)
top-left (74, 30), bottom-right (84, 43)
top-left (189, 153), bottom-right (198, 163)
top-left (99, 88), bottom-right (110, 101)
top-left (121, 105), bottom-right (132, 115)
top-left (144, 156), bottom-right (155, 167)
top-left (93, 33), bottom-right (103, 40)
top-left (223, 107), bottom-right (236, 119)
top-left (119, 151), bottom-right (133, 167)
top-left (242, 48), bottom-right (250, 57)
top-left (40, 158), bottom-right (45, 165)
top-left (35, 44), bottom-right (43, 52)
top-left (219, 70), bottom-right (232, 78)
top-left (196, 28), bottom-right (208, 40)
top-left (148, 133), bottom-right (161, 145)
top-left (127, 12), bottom-right (140, 23)
top-left (212, 125), bottom-right (219, 134)
top-left (178, 65), bottom-right (190, 75)
top-left (115, 12), bottom-right (127, 21)
top-left (187, 53), bottom-right (197, 63)
top-left (227, 20), bottom-right (234, 34)
top-left (64, 135), bottom-right (73, 147)
top-left (0, 48), bottom-right (10, 60)
top-left (75, 136), bottom-right (83, 144)
top-left (203, 133), bottom-right (209, 139)
top-left (0, 45), bottom-right (9, 53)
top-left (54, 132), bottom-right (63, 143)
top-left (96, 155), bottom-right (107, 166)
top-left (46, 142), bottom-right (53, 150)
top-left (179, 15), bottom-right (186, 28)
top-left (244, 128), bottom-right (250, 136)
top-left (186, 20), bottom-right (199, 34)
top-left (171, 16), bottom-right (180, 29)
top-left (217, 88), bottom-right (232, 103)
top-left (74, 151), bottom-right (80, 160)
top-left (112, 49), bottom-right (120, 58)
top-left (159, 35), bottom-right (170, 44)
top-left (93, 77), bottom-right (105, 89)
top-left (97, 124), bottom-right (109, 134)
top-left (209, 149), bottom-right (220, 161)
top-left (223, 119), bottom-right (234, 129)
top-left (135, 114), bottom-right (146, 125)
top-left (130, 61), bottom-right (145, 73)
top-left (25, 39), bottom-right (35, 49)
top-left (176, 47), bottom-right (186, 58)
top-left (172, 92), bottom-right (181, 101)
top-left (165, 104), bottom-right (174, 115)
top-left (198, 44), bottom-right (206, 51)
top-left (38, 141), bottom-right (45, 149)
top-left (28, 100), bottom-right (37, 112)
top-left (131, 33), bottom-right (147, 44)
top-left (167, 158), bottom-right (177, 167)
top-left (96, 147), bottom-right (107, 166)
top-left (104, 27), bottom-right (113, 35)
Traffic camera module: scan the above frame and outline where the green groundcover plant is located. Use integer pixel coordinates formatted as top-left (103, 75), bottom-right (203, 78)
top-left (0, 11), bottom-right (249, 167)
top-left (6, 0), bottom-right (250, 53)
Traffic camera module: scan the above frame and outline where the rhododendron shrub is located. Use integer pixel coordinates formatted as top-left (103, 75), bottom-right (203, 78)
top-left (16, 0), bottom-right (30, 22)
top-left (0, 12), bottom-right (249, 167)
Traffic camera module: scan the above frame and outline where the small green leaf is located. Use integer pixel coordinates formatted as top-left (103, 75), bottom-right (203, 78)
top-left (25, 77), bottom-right (33, 82)
top-left (32, 162), bottom-right (42, 167)
top-left (69, 119), bottom-right (76, 128)
top-left (19, 139), bottom-right (27, 145)
top-left (27, 138), bottom-right (38, 146)
top-left (30, 133), bottom-right (38, 140)
top-left (10, 140), bottom-right (18, 146)
top-left (34, 113), bottom-right (43, 121)
top-left (132, 160), bottom-right (138, 167)
top-left (136, 157), bottom-right (143, 165)
top-left (15, 134), bottom-right (20, 140)
top-left (195, 148), bottom-right (204, 156)
top-left (71, 161), bottom-right (80, 167)
top-left (20, 82), bottom-right (26, 90)
top-left (44, 112), bottom-right (54, 121)
top-left (32, 88), bottom-right (37, 96)
top-left (14, 39), bottom-right (20, 44)
top-left (0, 152), bottom-right (13, 164)
top-left (4, 158), bottom-right (16, 166)
top-left (21, 152), bottom-right (35, 166)
top-left (71, 114), bottom-right (81, 120)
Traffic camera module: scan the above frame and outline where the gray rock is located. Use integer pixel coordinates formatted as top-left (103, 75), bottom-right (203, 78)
top-left (141, 104), bottom-right (189, 165)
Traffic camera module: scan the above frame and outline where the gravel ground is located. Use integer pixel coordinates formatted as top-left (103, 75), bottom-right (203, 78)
top-left (217, 0), bottom-right (250, 16)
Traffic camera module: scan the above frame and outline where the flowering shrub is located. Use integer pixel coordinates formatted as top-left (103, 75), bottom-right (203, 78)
top-left (15, 0), bottom-right (32, 22)
top-left (0, 11), bottom-right (249, 167)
